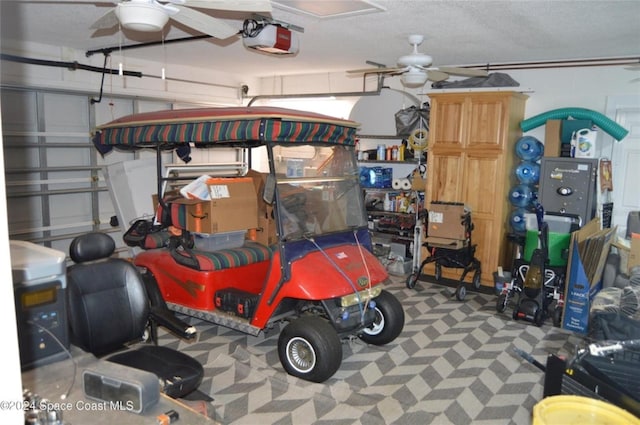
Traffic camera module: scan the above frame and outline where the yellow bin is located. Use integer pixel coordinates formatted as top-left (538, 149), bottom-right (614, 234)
top-left (533, 395), bottom-right (640, 425)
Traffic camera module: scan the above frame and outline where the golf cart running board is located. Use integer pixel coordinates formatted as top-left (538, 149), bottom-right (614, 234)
top-left (168, 302), bottom-right (262, 336)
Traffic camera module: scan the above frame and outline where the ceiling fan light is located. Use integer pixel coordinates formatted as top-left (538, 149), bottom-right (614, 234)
top-left (401, 71), bottom-right (428, 87)
top-left (115, 3), bottom-right (170, 32)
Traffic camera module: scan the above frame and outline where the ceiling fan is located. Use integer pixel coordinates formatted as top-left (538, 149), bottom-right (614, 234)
top-left (91, 0), bottom-right (273, 40)
top-left (348, 34), bottom-right (488, 87)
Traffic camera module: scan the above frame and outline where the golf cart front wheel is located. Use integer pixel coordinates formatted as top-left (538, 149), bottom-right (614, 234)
top-left (278, 316), bottom-right (342, 383)
top-left (358, 290), bottom-right (405, 345)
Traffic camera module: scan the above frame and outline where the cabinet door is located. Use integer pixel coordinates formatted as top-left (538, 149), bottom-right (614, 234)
top-left (430, 96), bottom-right (466, 148)
top-left (463, 154), bottom-right (506, 277)
top-left (426, 151), bottom-right (463, 203)
top-left (463, 154), bottom-right (504, 217)
top-left (467, 96), bottom-right (507, 149)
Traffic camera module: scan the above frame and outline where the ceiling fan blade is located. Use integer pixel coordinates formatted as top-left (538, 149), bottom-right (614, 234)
top-left (172, 5), bottom-right (239, 39)
top-left (181, 0), bottom-right (273, 12)
top-left (437, 66), bottom-right (488, 77)
top-left (347, 67), bottom-right (406, 74)
top-left (90, 7), bottom-right (118, 30)
top-left (426, 70), bottom-right (449, 82)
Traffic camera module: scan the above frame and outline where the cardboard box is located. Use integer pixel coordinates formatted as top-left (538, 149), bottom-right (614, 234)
top-left (561, 218), bottom-right (616, 334)
top-left (425, 236), bottom-right (467, 249)
top-left (170, 177), bottom-right (258, 233)
top-left (244, 170), bottom-right (278, 246)
top-left (246, 170), bottom-right (268, 207)
top-left (617, 234), bottom-right (640, 274)
top-left (255, 206), bottom-right (277, 247)
top-left (629, 234), bottom-right (640, 272)
top-left (427, 202), bottom-right (469, 240)
top-left (544, 119), bottom-right (562, 157)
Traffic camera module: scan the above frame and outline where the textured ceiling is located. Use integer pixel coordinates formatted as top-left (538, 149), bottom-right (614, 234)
top-left (1, 0), bottom-right (640, 79)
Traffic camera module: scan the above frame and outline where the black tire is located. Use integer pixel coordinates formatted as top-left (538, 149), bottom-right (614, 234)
top-left (496, 293), bottom-right (508, 313)
top-left (358, 290), bottom-right (405, 345)
top-left (534, 308), bottom-right (545, 327)
top-left (553, 306), bottom-right (563, 328)
top-left (435, 264), bottom-right (442, 281)
top-left (406, 272), bottom-right (418, 289)
top-left (512, 304), bottom-right (520, 321)
top-left (456, 284), bottom-right (466, 301)
top-left (472, 269), bottom-right (482, 290)
top-left (278, 316), bottom-right (342, 383)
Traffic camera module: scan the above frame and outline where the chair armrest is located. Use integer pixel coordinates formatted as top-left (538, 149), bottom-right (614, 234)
top-left (150, 307), bottom-right (197, 340)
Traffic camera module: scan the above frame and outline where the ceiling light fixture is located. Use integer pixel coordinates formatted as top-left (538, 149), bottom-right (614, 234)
top-left (400, 69), bottom-right (428, 87)
top-left (115, 2), bottom-right (171, 32)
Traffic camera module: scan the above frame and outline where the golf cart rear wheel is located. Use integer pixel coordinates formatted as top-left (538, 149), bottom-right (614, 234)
top-left (278, 316), bottom-right (342, 383)
top-left (358, 290), bottom-right (405, 345)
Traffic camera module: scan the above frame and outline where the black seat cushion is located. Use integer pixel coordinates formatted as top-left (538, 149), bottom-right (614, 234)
top-left (107, 346), bottom-right (204, 399)
top-left (66, 232), bottom-right (205, 399)
top-left (67, 258), bottom-right (150, 355)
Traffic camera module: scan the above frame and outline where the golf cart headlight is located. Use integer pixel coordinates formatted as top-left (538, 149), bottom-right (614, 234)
top-left (340, 286), bottom-right (382, 307)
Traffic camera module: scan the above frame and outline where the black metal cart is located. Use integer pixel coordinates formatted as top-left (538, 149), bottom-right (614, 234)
top-left (406, 207), bottom-right (481, 301)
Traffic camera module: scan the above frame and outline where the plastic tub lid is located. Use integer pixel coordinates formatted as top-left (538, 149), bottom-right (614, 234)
top-left (524, 213), bottom-right (574, 233)
top-left (533, 395), bottom-right (640, 425)
top-left (10, 240), bottom-right (66, 285)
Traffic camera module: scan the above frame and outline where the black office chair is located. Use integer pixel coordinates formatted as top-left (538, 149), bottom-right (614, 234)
top-left (66, 232), bottom-right (204, 399)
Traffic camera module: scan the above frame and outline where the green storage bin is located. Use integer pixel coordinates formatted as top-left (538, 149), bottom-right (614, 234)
top-left (523, 214), bottom-right (573, 267)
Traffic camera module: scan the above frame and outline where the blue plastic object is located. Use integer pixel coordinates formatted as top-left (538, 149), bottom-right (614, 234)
top-left (515, 161), bottom-right (540, 184)
top-left (510, 208), bottom-right (529, 234)
top-left (359, 166), bottom-right (392, 188)
top-left (515, 136), bottom-right (544, 161)
top-left (509, 184), bottom-right (537, 208)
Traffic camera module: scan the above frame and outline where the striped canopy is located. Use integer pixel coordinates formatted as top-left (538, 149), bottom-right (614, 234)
top-left (93, 106), bottom-right (359, 151)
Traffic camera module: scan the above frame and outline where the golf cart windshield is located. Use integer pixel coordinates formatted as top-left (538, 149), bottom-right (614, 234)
top-left (273, 144), bottom-right (366, 241)
top-left (92, 106), bottom-right (366, 241)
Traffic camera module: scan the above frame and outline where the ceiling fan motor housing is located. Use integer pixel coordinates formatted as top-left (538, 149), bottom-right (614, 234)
top-left (397, 53), bottom-right (433, 67)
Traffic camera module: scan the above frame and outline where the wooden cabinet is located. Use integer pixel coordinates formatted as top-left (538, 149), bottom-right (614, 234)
top-left (423, 91), bottom-right (528, 287)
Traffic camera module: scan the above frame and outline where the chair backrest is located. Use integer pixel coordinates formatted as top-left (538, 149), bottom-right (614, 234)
top-left (67, 232), bottom-right (150, 356)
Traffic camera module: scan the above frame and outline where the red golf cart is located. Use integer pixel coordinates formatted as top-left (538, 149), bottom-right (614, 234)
top-left (93, 106), bottom-right (405, 382)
